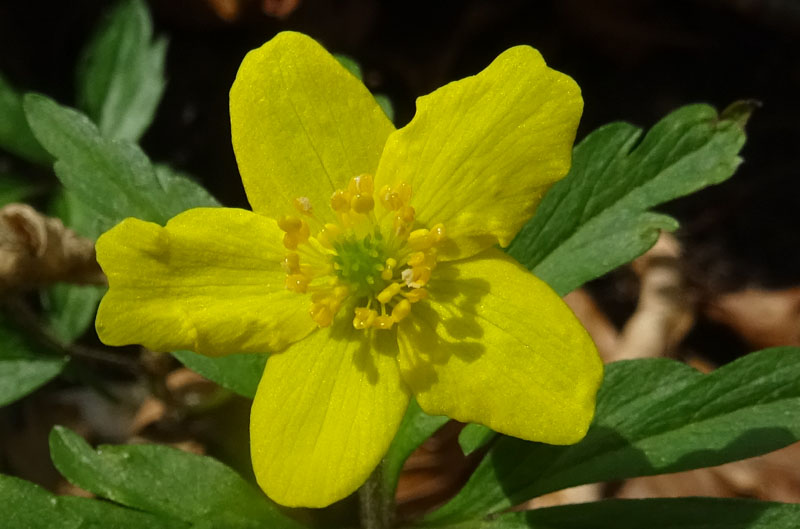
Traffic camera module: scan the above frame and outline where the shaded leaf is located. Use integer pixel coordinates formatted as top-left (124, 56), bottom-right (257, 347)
top-left (428, 347), bottom-right (800, 522)
top-left (508, 104), bottom-right (747, 296)
top-left (0, 314), bottom-right (66, 407)
top-left (0, 473), bottom-right (180, 529)
top-left (458, 423), bottom-right (494, 456)
top-left (23, 94), bottom-right (219, 231)
top-left (77, 0), bottom-right (167, 142)
top-left (383, 399), bottom-right (449, 496)
top-left (43, 190), bottom-right (106, 343)
top-left (49, 426), bottom-right (305, 529)
top-left (0, 73), bottom-right (50, 164)
top-left (171, 350), bottom-right (266, 399)
top-left (0, 173), bottom-right (43, 207)
top-left (486, 498), bottom-right (800, 529)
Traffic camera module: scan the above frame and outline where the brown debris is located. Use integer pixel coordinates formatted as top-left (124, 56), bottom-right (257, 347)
top-left (705, 287), bottom-right (800, 348)
top-left (610, 232), bottom-right (695, 361)
top-left (0, 203), bottom-right (104, 291)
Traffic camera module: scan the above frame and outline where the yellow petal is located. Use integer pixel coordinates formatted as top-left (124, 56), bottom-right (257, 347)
top-left (251, 323), bottom-right (409, 507)
top-left (397, 249), bottom-right (602, 444)
top-left (375, 46), bottom-right (582, 260)
top-left (230, 31), bottom-right (394, 221)
top-left (96, 208), bottom-right (314, 355)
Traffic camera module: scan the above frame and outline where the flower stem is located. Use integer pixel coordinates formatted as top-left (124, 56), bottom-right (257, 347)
top-left (359, 462), bottom-right (394, 529)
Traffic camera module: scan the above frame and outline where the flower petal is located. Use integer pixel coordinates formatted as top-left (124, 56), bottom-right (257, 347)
top-left (96, 208), bottom-right (314, 355)
top-left (397, 249), bottom-right (602, 444)
top-left (230, 31), bottom-right (394, 221)
top-left (250, 323), bottom-right (410, 507)
top-left (375, 46), bottom-right (582, 260)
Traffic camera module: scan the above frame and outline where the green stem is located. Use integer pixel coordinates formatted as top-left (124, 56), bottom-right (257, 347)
top-left (359, 462), bottom-right (394, 529)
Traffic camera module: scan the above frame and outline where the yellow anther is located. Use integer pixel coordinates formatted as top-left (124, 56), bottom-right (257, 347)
top-left (283, 233), bottom-right (299, 250)
top-left (293, 197), bottom-right (313, 215)
top-left (381, 257), bottom-right (397, 281)
top-left (430, 223), bottom-right (446, 243)
top-left (353, 307), bottom-right (377, 330)
top-left (377, 282), bottom-right (402, 304)
top-left (330, 190), bottom-right (351, 212)
top-left (407, 251), bottom-right (426, 267)
top-left (317, 223), bottom-right (342, 249)
top-left (398, 205), bottom-right (415, 224)
top-left (407, 229), bottom-right (433, 251)
top-left (310, 303), bottom-right (334, 327)
top-left (333, 285), bottom-right (349, 301)
top-left (379, 185), bottom-right (400, 210)
top-left (277, 215), bottom-right (303, 233)
top-left (403, 288), bottom-right (428, 303)
top-left (282, 252), bottom-right (300, 273)
top-left (373, 315), bottom-right (394, 330)
top-left (348, 174), bottom-right (374, 196)
top-left (392, 299), bottom-right (411, 322)
top-left (415, 266), bottom-right (432, 285)
top-left (351, 193), bottom-right (375, 214)
top-left (286, 274), bottom-right (310, 293)
top-left (397, 182), bottom-right (412, 203)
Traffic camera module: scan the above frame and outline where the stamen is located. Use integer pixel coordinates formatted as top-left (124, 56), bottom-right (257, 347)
top-left (392, 299), bottom-right (411, 322)
top-left (353, 307), bottom-right (377, 330)
top-left (377, 282), bottom-right (402, 304)
top-left (281, 178), bottom-right (444, 331)
top-left (373, 315), bottom-right (394, 330)
top-left (286, 274), bottom-right (310, 293)
top-left (351, 193), bottom-right (375, 214)
top-left (282, 252), bottom-right (300, 273)
top-left (331, 190), bottom-right (351, 213)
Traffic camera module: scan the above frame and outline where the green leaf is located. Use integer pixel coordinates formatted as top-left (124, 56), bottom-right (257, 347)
top-left (0, 473), bottom-right (180, 529)
top-left (44, 283), bottom-right (105, 344)
top-left (171, 350), bottom-right (267, 399)
top-left (333, 54), bottom-right (394, 122)
top-left (486, 498), bottom-right (800, 529)
top-left (508, 103), bottom-right (748, 296)
top-left (77, 0), bottom-right (167, 142)
top-left (23, 94), bottom-right (219, 231)
top-left (0, 173), bottom-right (43, 206)
top-left (0, 73), bottom-right (50, 164)
top-left (334, 53), bottom-right (363, 80)
top-left (374, 93), bottom-right (395, 123)
top-left (383, 399), bottom-right (449, 495)
top-left (49, 426), bottom-right (304, 529)
top-left (427, 347), bottom-right (800, 522)
top-left (0, 314), bottom-right (67, 407)
top-left (458, 423), bottom-right (494, 456)
top-left (43, 190), bottom-right (106, 343)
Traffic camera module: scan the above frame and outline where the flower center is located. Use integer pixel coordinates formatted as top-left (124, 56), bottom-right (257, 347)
top-left (277, 174), bottom-right (445, 331)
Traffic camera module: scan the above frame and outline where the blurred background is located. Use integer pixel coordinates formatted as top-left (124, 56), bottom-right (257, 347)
top-left (1, 0), bottom-right (799, 516)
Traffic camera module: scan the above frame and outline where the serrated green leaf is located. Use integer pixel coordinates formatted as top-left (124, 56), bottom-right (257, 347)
top-left (0, 73), bottom-right (50, 164)
top-left (77, 0), bottom-right (167, 142)
top-left (0, 314), bottom-right (67, 407)
top-left (171, 350), bottom-right (266, 399)
top-left (49, 426), bottom-right (305, 529)
top-left (0, 473), bottom-right (180, 529)
top-left (483, 498), bottom-right (800, 529)
top-left (428, 347), bottom-right (800, 522)
top-left (458, 423), bottom-right (494, 456)
top-left (507, 103), bottom-right (747, 296)
top-left (383, 399), bottom-right (449, 495)
top-left (23, 94), bottom-right (219, 231)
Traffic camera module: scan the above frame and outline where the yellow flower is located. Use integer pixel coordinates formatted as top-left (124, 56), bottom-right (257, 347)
top-left (94, 32), bottom-right (603, 508)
